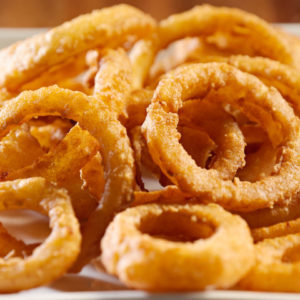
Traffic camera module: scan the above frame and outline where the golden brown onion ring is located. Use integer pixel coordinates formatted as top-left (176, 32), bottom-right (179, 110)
top-left (190, 55), bottom-right (300, 116)
top-left (124, 89), bottom-right (153, 129)
top-left (0, 177), bottom-right (80, 292)
top-left (238, 233), bottom-right (300, 292)
top-left (132, 186), bottom-right (191, 207)
top-left (0, 86), bottom-right (135, 268)
top-left (101, 203), bottom-right (254, 291)
top-left (0, 4), bottom-right (156, 91)
top-left (179, 100), bottom-right (245, 180)
top-left (142, 63), bottom-right (300, 211)
top-left (238, 194), bottom-right (300, 229)
top-left (0, 124), bottom-right (44, 175)
top-left (29, 117), bottom-right (73, 151)
top-left (158, 5), bottom-right (298, 67)
top-left (236, 141), bottom-right (280, 182)
top-left (81, 152), bottom-right (105, 200)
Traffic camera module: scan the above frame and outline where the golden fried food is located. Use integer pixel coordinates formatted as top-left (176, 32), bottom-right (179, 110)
top-left (252, 217), bottom-right (300, 242)
top-left (1, 3), bottom-right (300, 294)
top-left (238, 233), bottom-right (300, 292)
top-left (94, 48), bottom-right (133, 116)
top-left (238, 194), bottom-right (300, 229)
top-left (143, 63), bottom-right (300, 211)
top-left (29, 118), bottom-right (73, 150)
top-left (5, 124), bottom-right (99, 220)
top-left (179, 99), bottom-right (245, 180)
top-left (101, 203), bottom-right (254, 291)
top-left (0, 124), bottom-right (44, 176)
top-left (0, 177), bottom-right (80, 292)
top-left (0, 5), bottom-right (156, 91)
top-left (0, 86), bottom-right (135, 270)
top-left (158, 6), bottom-right (299, 67)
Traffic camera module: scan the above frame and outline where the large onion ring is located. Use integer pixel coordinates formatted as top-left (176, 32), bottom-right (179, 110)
top-left (0, 85), bottom-right (135, 268)
top-left (142, 63), bottom-right (300, 211)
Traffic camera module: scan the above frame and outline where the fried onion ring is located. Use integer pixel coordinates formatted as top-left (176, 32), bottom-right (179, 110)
top-left (0, 86), bottom-right (135, 268)
top-left (0, 4), bottom-right (156, 91)
top-left (179, 100), bottom-right (245, 180)
top-left (158, 5), bottom-right (299, 68)
top-left (142, 63), bottom-right (300, 211)
top-left (238, 194), bottom-right (300, 229)
top-left (94, 48), bottom-right (133, 116)
top-left (238, 233), bottom-right (300, 292)
top-left (0, 124), bottom-right (44, 175)
top-left (101, 203), bottom-right (254, 291)
top-left (0, 177), bottom-right (80, 292)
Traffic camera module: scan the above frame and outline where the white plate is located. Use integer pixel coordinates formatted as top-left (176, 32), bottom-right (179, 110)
top-left (0, 24), bottom-right (300, 300)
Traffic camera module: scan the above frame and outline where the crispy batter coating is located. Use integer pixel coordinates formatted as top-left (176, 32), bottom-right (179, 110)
top-left (143, 63), bottom-right (300, 211)
top-left (101, 203), bottom-right (254, 291)
top-left (0, 177), bottom-right (80, 292)
top-left (238, 233), bottom-right (300, 292)
top-left (0, 86), bottom-right (135, 269)
top-left (0, 4), bottom-right (156, 91)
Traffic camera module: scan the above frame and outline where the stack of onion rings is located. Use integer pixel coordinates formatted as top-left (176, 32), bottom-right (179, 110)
top-left (0, 3), bottom-right (300, 294)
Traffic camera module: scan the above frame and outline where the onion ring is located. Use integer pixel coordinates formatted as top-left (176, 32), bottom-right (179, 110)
top-left (238, 233), bottom-right (300, 292)
top-left (142, 63), bottom-right (300, 211)
top-left (81, 152), bottom-right (105, 200)
top-left (101, 203), bottom-right (254, 291)
top-left (190, 55), bottom-right (300, 116)
top-left (158, 5), bottom-right (298, 68)
top-left (0, 177), bottom-right (80, 292)
top-left (0, 86), bottom-right (135, 268)
top-left (236, 141), bottom-right (280, 182)
top-left (0, 4), bottom-right (156, 91)
top-left (29, 117), bottom-right (73, 151)
top-left (179, 99), bottom-right (245, 180)
top-left (124, 89), bottom-right (153, 129)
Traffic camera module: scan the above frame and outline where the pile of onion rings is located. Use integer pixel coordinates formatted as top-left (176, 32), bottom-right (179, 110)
top-left (1, 3), bottom-right (300, 294)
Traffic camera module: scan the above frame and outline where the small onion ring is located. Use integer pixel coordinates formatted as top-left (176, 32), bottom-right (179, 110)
top-left (238, 233), bottom-right (300, 292)
top-left (0, 177), bottom-right (80, 292)
top-left (179, 99), bottom-right (245, 180)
